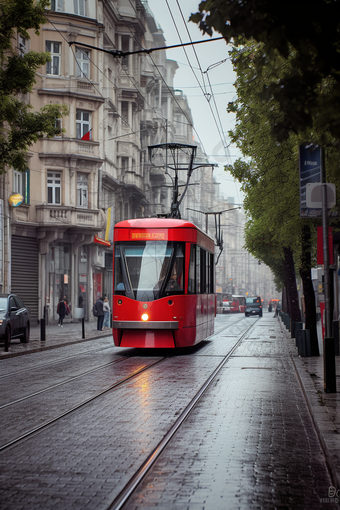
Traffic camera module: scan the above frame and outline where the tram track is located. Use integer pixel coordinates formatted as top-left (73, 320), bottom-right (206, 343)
top-left (0, 341), bottom-right (115, 379)
top-left (0, 355), bottom-right (130, 410)
top-left (0, 315), bottom-right (253, 455)
top-left (108, 317), bottom-right (259, 510)
top-left (0, 354), bottom-right (174, 453)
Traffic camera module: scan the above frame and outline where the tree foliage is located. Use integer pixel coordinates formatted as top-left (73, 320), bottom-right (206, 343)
top-left (190, 0), bottom-right (340, 142)
top-left (0, 0), bottom-right (68, 172)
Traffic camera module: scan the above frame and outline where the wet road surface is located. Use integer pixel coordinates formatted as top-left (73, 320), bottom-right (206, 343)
top-left (0, 313), bottom-right (338, 509)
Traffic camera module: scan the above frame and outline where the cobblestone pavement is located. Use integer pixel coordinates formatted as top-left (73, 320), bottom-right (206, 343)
top-left (124, 316), bottom-right (340, 510)
top-left (0, 313), bottom-right (339, 509)
top-left (0, 320), bottom-right (110, 359)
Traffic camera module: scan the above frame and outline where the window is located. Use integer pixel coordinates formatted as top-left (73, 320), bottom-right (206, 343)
top-left (46, 42), bottom-right (61, 75)
top-left (114, 241), bottom-right (185, 301)
top-left (76, 110), bottom-right (91, 139)
top-left (188, 244), bottom-right (196, 294)
top-left (50, 0), bottom-right (63, 11)
top-left (196, 247), bottom-right (214, 294)
top-left (77, 173), bottom-right (88, 207)
top-left (121, 102), bottom-right (129, 123)
top-left (19, 35), bottom-right (26, 56)
top-left (74, 0), bottom-right (85, 16)
top-left (47, 172), bottom-right (61, 204)
top-left (13, 169), bottom-right (30, 204)
top-left (121, 36), bottom-right (130, 69)
top-left (75, 47), bottom-right (90, 78)
top-left (54, 119), bottom-right (62, 138)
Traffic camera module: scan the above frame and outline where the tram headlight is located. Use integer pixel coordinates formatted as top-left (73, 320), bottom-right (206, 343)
top-left (141, 313), bottom-right (149, 321)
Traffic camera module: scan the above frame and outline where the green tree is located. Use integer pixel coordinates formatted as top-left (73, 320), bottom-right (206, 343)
top-left (225, 40), bottom-right (326, 351)
top-left (190, 0), bottom-right (340, 142)
top-left (0, 0), bottom-right (68, 172)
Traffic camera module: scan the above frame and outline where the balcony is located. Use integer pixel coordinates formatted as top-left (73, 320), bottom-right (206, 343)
top-left (36, 205), bottom-right (106, 232)
top-left (39, 138), bottom-right (102, 163)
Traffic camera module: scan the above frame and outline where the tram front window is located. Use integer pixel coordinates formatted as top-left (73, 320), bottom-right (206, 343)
top-left (114, 241), bottom-right (184, 301)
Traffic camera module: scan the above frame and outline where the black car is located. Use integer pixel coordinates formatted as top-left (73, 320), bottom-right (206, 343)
top-left (245, 296), bottom-right (263, 317)
top-left (0, 294), bottom-right (30, 351)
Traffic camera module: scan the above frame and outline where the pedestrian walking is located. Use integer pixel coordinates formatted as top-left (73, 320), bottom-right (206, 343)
top-left (93, 296), bottom-right (105, 331)
top-left (57, 298), bottom-right (67, 327)
top-left (103, 297), bottom-right (111, 329)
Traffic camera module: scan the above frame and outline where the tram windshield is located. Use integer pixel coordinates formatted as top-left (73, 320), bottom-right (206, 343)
top-left (114, 241), bottom-right (184, 301)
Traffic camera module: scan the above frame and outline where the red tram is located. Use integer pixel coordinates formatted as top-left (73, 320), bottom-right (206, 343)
top-left (112, 218), bottom-right (216, 348)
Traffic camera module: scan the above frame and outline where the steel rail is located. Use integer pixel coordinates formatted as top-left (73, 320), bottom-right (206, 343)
top-left (0, 342), bottom-right (115, 379)
top-left (0, 356), bottom-right (171, 453)
top-left (108, 319), bottom-right (259, 510)
top-left (0, 355), bottom-right (130, 410)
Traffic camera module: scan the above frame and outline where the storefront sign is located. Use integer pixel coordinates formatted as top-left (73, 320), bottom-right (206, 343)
top-left (94, 235), bottom-right (111, 247)
top-left (8, 193), bottom-right (24, 207)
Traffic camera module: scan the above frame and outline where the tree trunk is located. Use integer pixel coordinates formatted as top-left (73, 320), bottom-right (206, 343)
top-left (299, 225), bottom-right (320, 356)
top-left (283, 247), bottom-right (301, 322)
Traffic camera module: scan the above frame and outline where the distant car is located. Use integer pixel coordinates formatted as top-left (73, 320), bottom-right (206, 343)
top-left (0, 294), bottom-right (30, 350)
top-left (222, 300), bottom-right (231, 314)
top-left (245, 296), bottom-right (263, 317)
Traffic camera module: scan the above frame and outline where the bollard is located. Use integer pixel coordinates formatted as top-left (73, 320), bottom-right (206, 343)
top-left (305, 329), bottom-right (312, 357)
top-left (82, 316), bottom-right (85, 339)
top-left (300, 330), bottom-right (307, 357)
top-left (324, 337), bottom-right (337, 393)
top-left (40, 318), bottom-right (46, 341)
top-left (282, 313), bottom-right (289, 329)
top-left (292, 321), bottom-right (303, 340)
top-left (332, 320), bottom-right (339, 356)
top-left (296, 329), bottom-right (303, 354)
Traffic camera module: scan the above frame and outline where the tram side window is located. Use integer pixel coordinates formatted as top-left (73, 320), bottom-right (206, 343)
top-left (196, 248), bottom-right (214, 294)
top-left (114, 247), bottom-right (126, 295)
top-left (210, 253), bottom-right (215, 294)
top-left (188, 244), bottom-right (196, 294)
top-left (206, 251), bottom-right (210, 293)
top-left (201, 248), bottom-right (207, 293)
top-left (196, 246), bottom-right (200, 293)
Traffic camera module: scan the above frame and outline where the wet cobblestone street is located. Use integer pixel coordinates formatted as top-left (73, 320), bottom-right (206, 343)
top-left (0, 313), bottom-right (339, 509)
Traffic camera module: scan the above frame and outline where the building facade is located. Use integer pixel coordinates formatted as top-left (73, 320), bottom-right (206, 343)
top-left (0, 0), bottom-right (278, 324)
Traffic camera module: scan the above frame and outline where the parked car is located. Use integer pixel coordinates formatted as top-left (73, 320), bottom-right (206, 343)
top-left (0, 294), bottom-right (30, 350)
top-left (222, 300), bottom-right (231, 314)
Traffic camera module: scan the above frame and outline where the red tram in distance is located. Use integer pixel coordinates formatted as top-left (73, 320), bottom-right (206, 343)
top-left (112, 218), bottom-right (216, 348)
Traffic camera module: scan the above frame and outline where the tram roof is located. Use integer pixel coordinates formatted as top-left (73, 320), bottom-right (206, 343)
top-left (114, 218), bottom-right (215, 246)
top-left (115, 218), bottom-right (199, 230)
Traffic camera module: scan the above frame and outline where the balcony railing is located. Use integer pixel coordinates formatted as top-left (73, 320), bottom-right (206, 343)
top-left (36, 205), bottom-right (105, 230)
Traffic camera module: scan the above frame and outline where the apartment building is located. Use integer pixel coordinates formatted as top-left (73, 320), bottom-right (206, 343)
top-left (1, 0), bottom-right (224, 324)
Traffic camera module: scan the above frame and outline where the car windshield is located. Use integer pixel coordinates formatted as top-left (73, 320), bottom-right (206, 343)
top-left (0, 297), bottom-right (7, 312)
top-left (114, 241), bottom-right (184, 301)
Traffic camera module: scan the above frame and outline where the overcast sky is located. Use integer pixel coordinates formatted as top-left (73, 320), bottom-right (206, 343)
top-left (146, 0), bottom-right (244, 205)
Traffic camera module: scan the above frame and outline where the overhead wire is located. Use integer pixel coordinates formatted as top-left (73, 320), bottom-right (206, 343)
top-left (167, 0), bottom-right (233, 165)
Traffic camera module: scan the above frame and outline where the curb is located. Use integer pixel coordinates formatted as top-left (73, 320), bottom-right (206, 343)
top-left (0, 332), bottom-right (110, 360)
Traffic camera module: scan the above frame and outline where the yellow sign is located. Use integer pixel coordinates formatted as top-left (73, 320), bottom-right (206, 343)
top-left (8, 193), bottom-right (24, 207)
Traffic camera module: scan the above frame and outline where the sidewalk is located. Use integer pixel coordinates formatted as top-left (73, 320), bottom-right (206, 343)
top-left (0, 320), bottom-right (110, 359)
top-left (280, 317), bottom-right (340, 489)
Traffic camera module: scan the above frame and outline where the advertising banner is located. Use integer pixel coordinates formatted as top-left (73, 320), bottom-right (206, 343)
top-left (299, 143), bottom-right (321, 217)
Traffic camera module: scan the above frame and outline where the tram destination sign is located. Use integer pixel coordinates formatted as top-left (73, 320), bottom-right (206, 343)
top-left (299, 143), bottom-right (321, 217)
top-left (131, 232), bottom-right (166, 240)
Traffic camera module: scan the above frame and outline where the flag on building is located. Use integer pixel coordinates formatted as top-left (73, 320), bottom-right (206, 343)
top-left (81, 129), bottom-right (92, 141)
